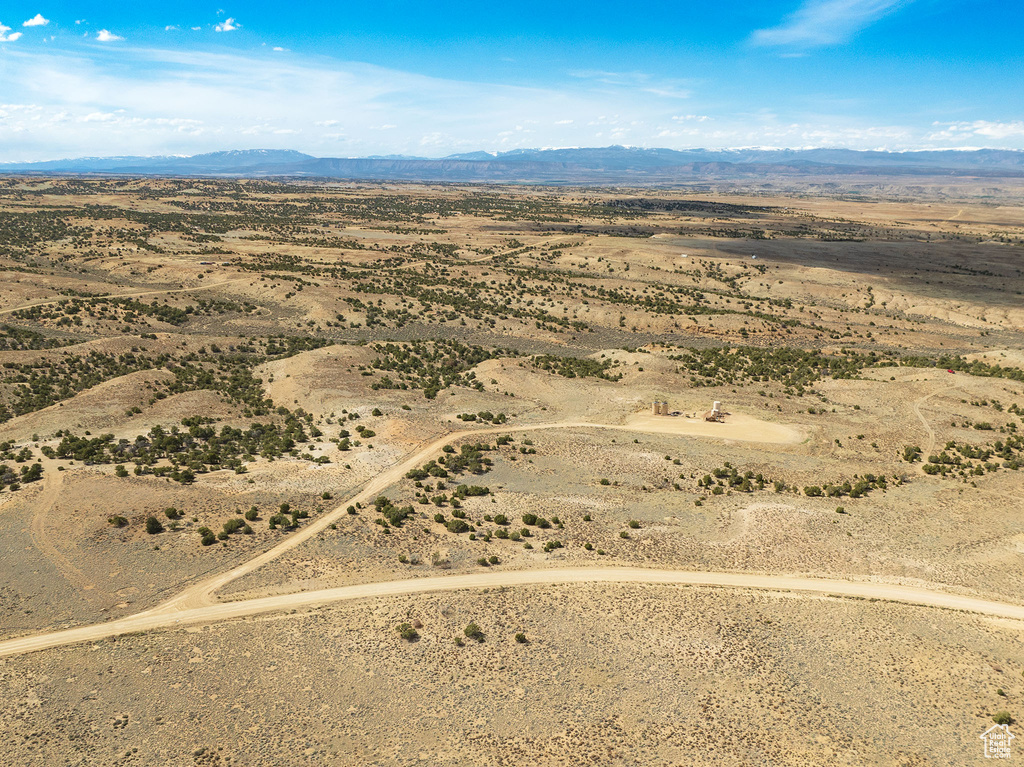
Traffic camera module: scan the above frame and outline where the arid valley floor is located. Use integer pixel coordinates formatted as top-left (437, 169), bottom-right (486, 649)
top-left (1, 176), bottom-right (1023, 765)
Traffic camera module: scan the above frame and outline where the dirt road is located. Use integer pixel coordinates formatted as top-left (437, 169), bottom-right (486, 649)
top-left (912, 386), bottom-right (952, 460)
top-left (8, 411), bottom-right (1000, 663)
top-left (3, 566), bottom-right (1024, 660)
top-left (157, 417), bottom-right (803, 612)
top-left (27, 459), bottom-right (102, 600)
top-left (0, 277), bottom-right (251, 317)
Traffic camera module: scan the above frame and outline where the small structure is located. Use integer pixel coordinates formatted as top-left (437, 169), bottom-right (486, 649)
top-left (703, 401), bottom-right (724, 422)
top-left (651, 401), bottom-right (670, 416)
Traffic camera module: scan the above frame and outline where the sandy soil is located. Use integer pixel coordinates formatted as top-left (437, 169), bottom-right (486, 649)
top-left (2, 584), bottom-right (1021, 765)
top-left (624, 411), bottom-right (804, 444)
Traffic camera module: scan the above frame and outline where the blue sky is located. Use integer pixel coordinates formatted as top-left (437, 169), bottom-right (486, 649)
top-left (0, 0), bottom-right (1021, 160)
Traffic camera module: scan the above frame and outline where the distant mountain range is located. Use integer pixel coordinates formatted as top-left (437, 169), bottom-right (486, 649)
top-left (3, 146), bottom-right (1024, 182)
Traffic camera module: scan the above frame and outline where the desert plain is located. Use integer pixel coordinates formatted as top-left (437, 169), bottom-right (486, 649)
top-left (0, 175), bottom-right (1023, 764)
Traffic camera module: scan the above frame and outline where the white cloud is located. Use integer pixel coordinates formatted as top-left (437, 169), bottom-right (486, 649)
top-left (751, 0), bottom-right (910, 47)
top-left (214, 18), bottom-right (239, 32)
top-left (0, 24), bottom-right (24, 42)
top-left (191, 26), bottom-right (201, 31)
top-left (272, 46), bottom-right (288, 52)
top-left (165, 25), bottom-right (179, 32)
top-left (96, 29), bottom-right (123, 42)
top-left (927, 120), bottom-right (1024, 141)
top-left (0, 45), bottom-right (1019, 161)
top-left (23, 14), bottom-right (49, 27)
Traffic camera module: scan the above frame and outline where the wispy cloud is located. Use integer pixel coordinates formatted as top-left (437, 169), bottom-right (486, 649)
top-left (214, 18), bottom-right (239, 32)
top-left (0, 23), bottom-right (24, 42)
top-left (751, 0), bottom-right (910, 48)
top-left (96, 29), bottom-right (123, 42)
top-left (23, 14), bottom-right (49, 27)
top-left (570, 70), bottom-right (692, 99)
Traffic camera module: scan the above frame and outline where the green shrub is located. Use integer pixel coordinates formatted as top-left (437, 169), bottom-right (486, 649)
top-left (144, 516), bottom-right (163, 534)
top-left (446, 518), bottom-right (470, 534)
top-left (223, 518), bottom-right (244, 534)
top-left (903, 446), bottom-right (922, 462)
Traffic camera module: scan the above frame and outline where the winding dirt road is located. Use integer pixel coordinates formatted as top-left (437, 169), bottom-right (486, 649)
top-left (3, 567), bottom-right (1024, 660)
top-left (912, 386), bottom-right (952, 460)
top-left (5, 406), bottom-right (1013, 663)
top-left (27, 459), bottom-right (97, 597)
top-left (158, 417), bottom-right (801, 612)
